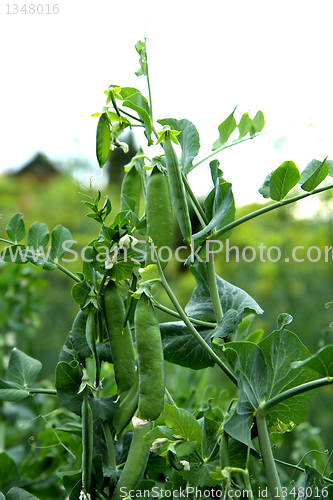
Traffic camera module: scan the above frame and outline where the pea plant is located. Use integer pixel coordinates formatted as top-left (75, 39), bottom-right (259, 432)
top-left (1, 39), bottom-right (333, 500)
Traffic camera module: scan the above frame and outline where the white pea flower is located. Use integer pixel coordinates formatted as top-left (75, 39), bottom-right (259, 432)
top-left (119, 234), bottom-right (138, 249)
top-left (132, 416), bottom-right (151, 429)
top-left (79, 491), bottom-right (91, 500)
top-left (150, 438), bottom-right (168, 452)
top-left (180, 460), bottom-right (190, 471)
top-left (118, 141), bottom-right (129, 154)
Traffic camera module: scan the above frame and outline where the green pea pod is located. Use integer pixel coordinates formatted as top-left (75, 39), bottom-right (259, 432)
top-left (82, 389), bottom-right (93, 494)
top-left (112, 422), bottom-right (153, 500)
top-left (86, 310), bottom-right (100, 387)
top-left (164, 134), bottom-right (192, 246)
top-left (135, 294), bottom-right (165, 421)
top-left (146, 166), bottom-right (173, 268)
top-left (104, 282), bottom-right (136, 394)
top-left (96, 112), bottom-right (111, 168)
top-left (113, 371), bottom-right (139, 435)
top-left (120, 167), bottom-right (141, 217)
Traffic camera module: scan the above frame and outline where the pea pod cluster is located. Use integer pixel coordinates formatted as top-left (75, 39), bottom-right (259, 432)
top-left (163, 133), bottom-right (192, 246)
top-left (134, 294), bottom-right (165, 421)
top-left (146, 166), bottom-right (173, 268)
top-left (104, 282), bottom-right (136, 394)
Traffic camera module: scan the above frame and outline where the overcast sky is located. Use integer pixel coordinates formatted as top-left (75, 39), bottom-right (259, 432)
top-left (2, 0), bottom-right (333, 207)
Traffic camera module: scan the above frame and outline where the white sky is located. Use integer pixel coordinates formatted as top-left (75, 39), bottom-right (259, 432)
top-left (1, 0), bottom-right (333, 206)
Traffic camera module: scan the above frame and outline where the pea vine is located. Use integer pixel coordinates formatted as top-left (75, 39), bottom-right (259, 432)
top-left (1, 38), bottom-right (333, 500)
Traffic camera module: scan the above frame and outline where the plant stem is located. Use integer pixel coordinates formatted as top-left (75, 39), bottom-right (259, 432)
top-left (145, 37), bottom-right (154, 122)
top-left (262, 377), bottom-right (333, 413)
top-left (182, 171), bottom-right (208, 226)
top-left (102, 421), bottom-right (116, 469)
top-left (206, 253), bottom-right (223, 322)
top-left (154, 253), bottom-right (237, 385)
top-left (0, 237), bottom-right (14, 245)
top-left (28, 388), bottom-right (57, 395)
top-left (152, 300), bottom-right (217, 328)
top-left (256, 411), bottom-right (283, 499)
top-left (274, 458), bottom-right (333, 485)
top-left (209, 183), bottom-right (333, 241)
top-left (118, 108), bottom-right (144, 123)
top-left (192, 132), bottom-right (268, 170)
top-left (56, 263), bottom-right (81, 282)
top-left (165, 388), bottom-right (177, 406)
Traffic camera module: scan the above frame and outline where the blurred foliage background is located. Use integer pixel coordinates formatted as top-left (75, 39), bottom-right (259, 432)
top-left (1, 149), bottom-right (333, 494)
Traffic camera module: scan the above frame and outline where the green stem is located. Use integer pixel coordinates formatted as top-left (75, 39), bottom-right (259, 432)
top-left (102, 421), bottom-right (116, 469)
top-left (181, 171), bottom-right (208, 226)
top-left (256, 411), bottom-right (283, 499)
top-left (118, 108), bottom-right (144, 123)
top-left (262, 377), bottom-right (333, 413)
top-left (56, 264), bottom-right (81, 282)
top-left (206, 253), bottom-right (223, 322)
top-left (145, 37), bottom-right (154, 122)
top-left (28, 388), bottom-right (57, 395)
top-left (275, 458), bottom-right (333, 485)
top-left (152, 299), bottom-right (217, 328)
top-left (154, 252), bottom-right (237, 385)
top-left (165, 388), bottom-right (177, 406)
top-left (192, 132), bottom-right (268, 170)
top-left (0, 237), bottom-right (14, 245)
top-left (209, 183), bottom-right (333, 241)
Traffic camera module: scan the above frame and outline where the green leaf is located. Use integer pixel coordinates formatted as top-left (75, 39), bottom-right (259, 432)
top-left (135, 39), bottom-right (148, 77)
top-left (212, 107), bottom-right (237, 150)
top-left (6, 213), bottom-right (26, 243)
top-left (50, 225), bottom-right (73, 261)
top-left (237, 112), bottom-right (252, 139)
top-left (270, 160), bottom-right (300, 201)
top-left (300, 158), bottom-right (329, 192)
top-left (55, 361), bottom-right (83, 416)
top-left (157, 118), bottom-right (200, 175)
top-left (276, 313), bottom-right (293, 331)
top-left (296, 466), bottom-right (326, 500)
top-left (7, 488), bottom-right (40, 500)
top-left (209, 159), bottom-right (223, 186)
top-left (7, 348), bottom-right (42, 387)
top-left (185, 261), bottom-right (263, 323)
top-left (224, 341), bottom-right (267, 445)
top-left (26, 221), bottom-right (49, 250)
top-left (160, 321), bottom-right (215, 370)
top-left (259, 172), bottom-right (272, 198)
top-left (0, 453), bottom-right (18, 487)
top-left (291, 344), bottom-right (333, 377)
top-left (192, 183), bottom-right (234, 240)
top-left (259, 330), bottom-right (317, 432)
top-left (252, 110), bottom-right (265, 133)
top-left (0, 494), bottom-right (5, 500)
top-left (96, 112), bottom-right (111, 168)
top-left (198, 416), bottom-right (220, 460)
top-left (120, 88), bottom-right (153, 145)
top-left (163, 403), bottom-right (202, 444)
top-left (0, 379), bottom-right (29, 401)
top-left (71, 280), bottom-right (91, 308)
top-left (183, 460), bottom-right (221, 487)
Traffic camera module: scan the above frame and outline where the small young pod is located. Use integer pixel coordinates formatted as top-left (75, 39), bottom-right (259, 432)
top-left (104, 282), bottom-right (136, 394)
top-left (135, 294), bottom-right (165, 421)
